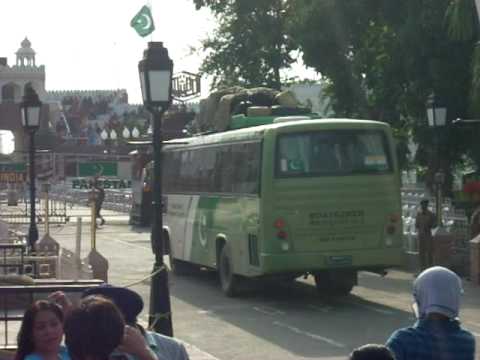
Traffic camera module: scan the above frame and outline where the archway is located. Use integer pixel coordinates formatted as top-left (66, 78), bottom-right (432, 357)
top-left (1, 82), bottom-right (21, 103)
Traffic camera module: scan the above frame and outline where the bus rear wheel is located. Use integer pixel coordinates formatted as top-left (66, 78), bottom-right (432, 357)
top-left (314, 270), bottom-right (356, 296)
top-left (218, 244), bottom-right (240, 297)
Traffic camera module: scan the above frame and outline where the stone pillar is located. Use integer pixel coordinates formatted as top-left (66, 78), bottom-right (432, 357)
top-left (470, 235), bottom-right (480, 285)
top-left (432, 227), bottom-right (455, 267)
top-left (88, 249), bottom-right (108, 282)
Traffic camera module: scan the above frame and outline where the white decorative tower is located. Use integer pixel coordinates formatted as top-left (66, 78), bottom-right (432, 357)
top-left (16, 38), bottom-right (36, 67)
top-left (0, 38), bottom-right (46, 103)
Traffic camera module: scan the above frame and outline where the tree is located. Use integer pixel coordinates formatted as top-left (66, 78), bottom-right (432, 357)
top-left (193, 0), bottom-right (296, 90)
top-left (288, 0), bottom-right (475, 191)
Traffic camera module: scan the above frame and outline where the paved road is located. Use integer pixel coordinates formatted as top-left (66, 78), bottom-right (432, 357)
top-left (39, 207), bottom-right (480, 360)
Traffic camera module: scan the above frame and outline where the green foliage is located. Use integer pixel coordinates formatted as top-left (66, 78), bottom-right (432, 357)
top-left (445, 0), bottom-right (477, 41)
top-left (194, 0), bottom-right (295, 90)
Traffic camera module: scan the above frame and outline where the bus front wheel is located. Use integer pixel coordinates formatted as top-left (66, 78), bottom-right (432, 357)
top-left (218, 244), bottom-right (240, 297)
top-left (314, 270), bottom-right (356, 296)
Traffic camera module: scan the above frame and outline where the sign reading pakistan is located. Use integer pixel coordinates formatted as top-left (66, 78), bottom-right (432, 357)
top-left (72, 178), bottom-right (132, 189)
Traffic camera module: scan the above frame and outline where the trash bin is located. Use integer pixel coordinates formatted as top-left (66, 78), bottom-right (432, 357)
top-left (7, 190), bottom-right (18, 206)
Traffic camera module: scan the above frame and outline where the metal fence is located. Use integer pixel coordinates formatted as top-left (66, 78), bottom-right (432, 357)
top-left (0, 280), bottom-right (104, 350)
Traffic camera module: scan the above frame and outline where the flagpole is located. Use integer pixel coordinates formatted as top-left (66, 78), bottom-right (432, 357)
top-left (148, 0), bottom-right (154, 42)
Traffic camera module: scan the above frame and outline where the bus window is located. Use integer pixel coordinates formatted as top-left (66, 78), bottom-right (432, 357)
top-left (232, 142), bottom-right (261, 194)
top-left (276, 130), bottom-right (392, 177)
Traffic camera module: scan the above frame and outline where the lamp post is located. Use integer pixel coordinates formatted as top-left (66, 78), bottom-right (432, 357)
top-left (426, 92), bottom-right (447, 226)
top-left (138, 42), bottom-right (173, 336)
top-left (20, 86), bottom-right (42, 251)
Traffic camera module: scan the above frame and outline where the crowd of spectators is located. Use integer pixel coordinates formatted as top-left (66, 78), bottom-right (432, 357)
top-left (12, 266), bottom-right (475, 360)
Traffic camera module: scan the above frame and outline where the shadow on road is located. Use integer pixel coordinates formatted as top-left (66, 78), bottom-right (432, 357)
top-left (170, 268), bottom-right (413, 358)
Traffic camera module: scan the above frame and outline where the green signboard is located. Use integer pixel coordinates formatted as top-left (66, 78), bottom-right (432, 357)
top-left (78, 162), bottom-right (118, 177)
top-left (0, 163), bottom-right (26, 172)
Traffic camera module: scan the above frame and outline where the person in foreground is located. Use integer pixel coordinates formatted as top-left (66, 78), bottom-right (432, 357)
top-left (64, 295), bottom-right (125, 360)
top-left (386, 266), bottom-right (475, 360)
top-left (15, 300), bottom-right (69, 360)
top-left (349, 344), bottom-right (395, 360)
top-left (82, 286), bottom-right (190, 360)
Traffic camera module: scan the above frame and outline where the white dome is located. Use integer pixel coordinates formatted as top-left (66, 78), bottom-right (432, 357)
top-left (16, 37), bottom-right (35, 55)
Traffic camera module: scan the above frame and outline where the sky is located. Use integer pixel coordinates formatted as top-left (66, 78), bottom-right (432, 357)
top-left (0, 0), bottom-right (216, 104)
top-left (0, 0), bottom-right (318, 154)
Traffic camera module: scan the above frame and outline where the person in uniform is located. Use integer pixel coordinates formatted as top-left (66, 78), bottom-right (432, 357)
top-left (92, 179), bottom-right (106, 227)
top-left (415, 199), bottom-right (436, 271)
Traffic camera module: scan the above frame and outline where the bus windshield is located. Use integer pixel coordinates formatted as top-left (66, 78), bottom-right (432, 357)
top-left (276, 130), bottom-right (392, 177)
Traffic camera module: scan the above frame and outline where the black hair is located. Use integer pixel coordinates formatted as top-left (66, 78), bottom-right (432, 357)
top-left (15, 300), bottom-right (64, 360)
top-left (349, 344), bottom-right (395, 360)
top-left (64, 295), bottom-right (125, 360)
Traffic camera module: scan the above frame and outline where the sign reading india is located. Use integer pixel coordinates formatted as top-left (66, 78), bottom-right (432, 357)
top-left (78, 162), bottom-right (118, 177)
top-left (72, 178), bottom-right (132, 189)
top-left (0, 163), bottom-right (26, 183)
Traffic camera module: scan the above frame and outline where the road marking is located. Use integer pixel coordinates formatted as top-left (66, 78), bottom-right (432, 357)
top-left (273, 321), bottom-right (346, 348)
top-left (109, 237), bottom-right (151, 250)
top-left (307, 304), bottom-right (333, 313)
top-left (197, 310), bottom-right (214, 315)
top-left (253, 306), bottom-right (285, 316)
top-left (465, 321), bottom-right (480, 329)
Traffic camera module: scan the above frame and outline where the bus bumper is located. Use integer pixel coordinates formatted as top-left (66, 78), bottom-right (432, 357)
top-left (259, 248), bottom-right (404, 274)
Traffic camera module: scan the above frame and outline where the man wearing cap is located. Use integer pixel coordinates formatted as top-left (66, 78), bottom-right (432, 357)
top-left (386, 266), bottom-right (475, 360)
top-left (82, 286), bottom-right (189, 360)
top-left (415, 199), bottom-right (436, 271)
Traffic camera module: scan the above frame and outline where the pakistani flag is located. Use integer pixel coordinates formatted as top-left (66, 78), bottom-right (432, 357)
top-left (130, 5), bottom-right (155, 37)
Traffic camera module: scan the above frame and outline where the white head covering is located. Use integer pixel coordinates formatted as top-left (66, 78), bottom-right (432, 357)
top-left (413, 266), bottom-right (463, 319)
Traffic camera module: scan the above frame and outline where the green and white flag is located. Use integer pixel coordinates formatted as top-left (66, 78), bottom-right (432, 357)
top-left (130, 5), bottom-right (155, 37)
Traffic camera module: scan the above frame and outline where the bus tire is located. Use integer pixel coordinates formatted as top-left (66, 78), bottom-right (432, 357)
top-left (314, 270), bottom-right (355, 296)
top-left (218, 244), bottom-right (240, 297)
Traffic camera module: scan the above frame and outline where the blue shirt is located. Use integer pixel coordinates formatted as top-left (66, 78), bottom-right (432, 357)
top-left (25, 345), bottom-right (70, 360)
top-left (386, 318), bottom-right (475, 360)
top-left (110, 330), bottom-right (189, 360)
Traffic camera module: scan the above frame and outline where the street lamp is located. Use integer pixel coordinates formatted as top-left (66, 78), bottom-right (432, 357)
top-left (138, 41), bottom-right (173, 336)
top-left (426, 92), bottom-right (447, 226)
top-left (20, 85), bottom-right (42, 251)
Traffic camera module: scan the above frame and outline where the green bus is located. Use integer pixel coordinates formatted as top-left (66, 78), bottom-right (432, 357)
top-left (162, 117), bottom-right (403, 296)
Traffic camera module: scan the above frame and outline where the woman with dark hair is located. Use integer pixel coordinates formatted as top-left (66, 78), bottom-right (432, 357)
top-left (15, 300), bottom-right (69, 360)
top-left (64, 295), bottom-right (125, 360)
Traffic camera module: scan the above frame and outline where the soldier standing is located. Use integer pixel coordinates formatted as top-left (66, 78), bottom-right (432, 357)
top-left (415, 199), bottom-right (436, 271)
top-left (92, 179), bottom-right (106, 227)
